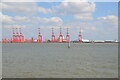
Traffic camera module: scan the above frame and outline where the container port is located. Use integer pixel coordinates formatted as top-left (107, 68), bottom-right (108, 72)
top-left (1, 27), bottom-right (119, 43)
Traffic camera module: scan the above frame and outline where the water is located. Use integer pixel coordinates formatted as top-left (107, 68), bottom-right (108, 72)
top-left (2, 43), bottom-right (118, 78)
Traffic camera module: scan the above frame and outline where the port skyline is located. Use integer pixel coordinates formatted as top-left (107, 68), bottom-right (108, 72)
top-left (1, 2), bottom-right (118, 42)
top-left (2, 27), bottom-right (119, 43)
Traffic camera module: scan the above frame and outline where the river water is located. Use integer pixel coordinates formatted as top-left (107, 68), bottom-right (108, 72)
top-left (2, 43), bottom-right (118, 78)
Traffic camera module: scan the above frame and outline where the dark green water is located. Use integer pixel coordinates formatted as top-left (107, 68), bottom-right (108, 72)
top-left (2, 43), bottom-right (118, 78)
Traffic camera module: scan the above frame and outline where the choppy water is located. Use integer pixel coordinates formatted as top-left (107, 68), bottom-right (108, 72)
top-left (2, 43), bottom-right (118, 78)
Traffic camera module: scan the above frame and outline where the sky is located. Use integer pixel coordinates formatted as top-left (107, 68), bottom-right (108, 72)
top-left (1, 2), bottom-right (118, 41)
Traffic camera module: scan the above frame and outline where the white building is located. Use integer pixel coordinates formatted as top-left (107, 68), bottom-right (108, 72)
top-left (82, 39), bottom-right (90, 42)
top-left (94, 40), bottom-right (104, 43)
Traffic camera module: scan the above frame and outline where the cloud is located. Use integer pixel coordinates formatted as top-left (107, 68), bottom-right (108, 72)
top-left (2, 0), bottom-right (57, 2)
top-left (0, 13), bottom-right (14, 24)
top-left (97, 15), bottom-right (117, 20)
top-left (2, 2), bottom-right (37, 15)
top-left (2, 2), bottom-right (95, 20)
top-left (13, 16), bottom-right (29, 23)
top-left (2, 0), bottom-right (119, 2)
top-left (54, 2), bottom-right (96, 20)
top-left (1, 13), bottom-right (63, 27)
top-left (2, 2), bottom-right (53, 15)
top-left (3, 24), bottom-right (26, 28)
top-left (31, 17), bottom-right (63, 24)
top-left (38, 7), bottom-right (53, 14)
top-left (97, 15), bottom-right (118, 28)
top-left (1, 13), bottom-right (29, 24)
top-left (74, 13), bottom-right (93, 20)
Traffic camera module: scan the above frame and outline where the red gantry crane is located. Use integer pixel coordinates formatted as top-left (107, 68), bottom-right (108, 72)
top-left (12, 28), bottom-right (16, 43)
top-left (15, 28), bottom-right (19, 43)
top-left (66, 28), bottom-right (70, 43)
top-left (58, 27), bottom-right (63, 43)
top-left (78, 27), bottom-right (82, 43)
top-left (38, 28), bottom-right (42, 43)
top-left (51, 28), bottom-right (56, 42)
top-left (19, 28), bottom-right (24, 43)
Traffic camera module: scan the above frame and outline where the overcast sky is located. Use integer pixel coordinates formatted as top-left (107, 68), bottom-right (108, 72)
top-left (1, 2), bottom-right (118, 41)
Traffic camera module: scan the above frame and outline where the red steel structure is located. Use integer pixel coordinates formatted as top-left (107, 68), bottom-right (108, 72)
top-left (51, 28), bottom-right (56, 42)
top-left (15, 28), bottom-right (19, 43)
top-left (78, 28), bottom-right (82, 43)
top-left (12, 28), bottom-right (16, 42)
top-left (2, 27), bottom-right (84, 43)
top-left (16, 28), bottom-right (20, 43)
top-left (19, 28), bottom-right (24, 43)
top-left (66, 28), bottom-right (70, 42)
top-left (12, 28), bottom-right (24, 43)
top-left (38, 28), bottom-right (42, 43)
top-left (58, 27), bottom-right (63, 43)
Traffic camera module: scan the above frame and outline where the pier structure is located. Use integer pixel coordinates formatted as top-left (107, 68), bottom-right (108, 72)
top-left (66, 28), bottom-right (70, 43)
top-left (78, 27), bottom-right (83, 43)
top-left (51, 28), bottom-right (56, 42)
top-left (58, 27), bottom-right (63, 43)
top-left (38, 28), bottom-right (42, 43)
